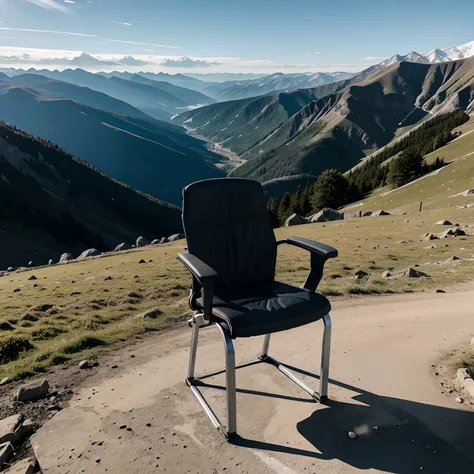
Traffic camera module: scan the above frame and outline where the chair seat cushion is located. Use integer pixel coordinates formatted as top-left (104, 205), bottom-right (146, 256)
top-left (197, 282), bottom-right (330, 338)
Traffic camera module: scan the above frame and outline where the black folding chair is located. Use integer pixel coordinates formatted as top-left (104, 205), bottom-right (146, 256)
top-left (178, 178), bottom-right (337, 438)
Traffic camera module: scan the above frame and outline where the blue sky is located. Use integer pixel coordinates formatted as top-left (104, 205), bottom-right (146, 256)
top-left (0, 0), bottom-right (473, 72)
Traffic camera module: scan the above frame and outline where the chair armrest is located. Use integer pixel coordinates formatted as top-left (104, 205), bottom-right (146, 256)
top-left (277, 237), bottom-right (338, 292)
top-left (177, 253), bottom-right (217, 323)
top-left (284, 236), bottom-right (338, 259)
top-left (178, 253), bottom-right (218, 283)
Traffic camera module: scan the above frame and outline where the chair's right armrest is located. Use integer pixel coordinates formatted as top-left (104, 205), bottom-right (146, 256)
top-left (177, 253), bottom-right (218, 323)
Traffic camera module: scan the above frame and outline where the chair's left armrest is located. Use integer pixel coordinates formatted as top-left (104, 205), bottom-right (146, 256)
top-left (277, 236), bottom-right (338, 292)
top-left (178, 253), bottom-right (218, 323)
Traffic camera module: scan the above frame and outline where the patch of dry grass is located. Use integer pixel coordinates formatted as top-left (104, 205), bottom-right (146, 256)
top-left (1, 207), bottom-right (473, 379)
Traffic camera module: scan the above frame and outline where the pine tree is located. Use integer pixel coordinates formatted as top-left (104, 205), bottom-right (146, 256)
top-left (387, 151), bottom-right (423, 188)
top-left (277, 193), bottom-right (291, 226)
top-left (311, 170), bottom-right (350, 212)
top-left (289, 186), bottom-right (303, 215)
top-left (267, 198), bottom-right (280, 228)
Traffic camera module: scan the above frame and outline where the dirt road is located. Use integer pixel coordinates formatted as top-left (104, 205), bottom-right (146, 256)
top-left (31, 287), bottom-right (474, 473)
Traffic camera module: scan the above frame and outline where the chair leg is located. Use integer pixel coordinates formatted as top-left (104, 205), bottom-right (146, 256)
top-left (215, 323), bottom-right (237, 436)
top-left (187, 321), bottom-right (199, 380)
top-left (319, 314), bottom-right (332, 400)
top-left (260, 334), bottom-right (271, 359)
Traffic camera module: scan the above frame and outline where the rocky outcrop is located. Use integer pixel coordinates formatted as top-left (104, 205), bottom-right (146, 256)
top-left (59, 253), bottom-right (74, 263)
top-left (284, 213), bottom-right (308, 226)
top-left (310, 208), bottom-right (344, 223)
top-left (76, 249), bottom-right (101, 260)
top-left (136, 236), bottom-right (150, 247)
top-left (114, 243), bottom-right (130, 252)
top-left (168, 233), bottom-right (185, 242)
top-left (372, 210), bottom-right (390, 217)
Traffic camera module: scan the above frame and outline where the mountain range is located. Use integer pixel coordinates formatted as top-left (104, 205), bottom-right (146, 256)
top-left (0, 79), bottom-right (224, 204)
top-left (175, 56), bottom-right (474, 187)
top-left (0, 120), bottom-right (181, 268)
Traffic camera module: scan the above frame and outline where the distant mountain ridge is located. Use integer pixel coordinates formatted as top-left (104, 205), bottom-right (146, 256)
top-left (175, 56), bottom-right (474, 187)
top-left (0, 81), bottom-right (224, 204)
top-left (0, 121), bottom-right (181, 268)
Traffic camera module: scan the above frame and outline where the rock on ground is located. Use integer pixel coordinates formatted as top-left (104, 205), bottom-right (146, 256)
top-left (77, 249), bottom-right (101, 260)
top-left (423, 233), bottom-right (439, 240)
top-left (439, 227), bottom-right (466, 238)
top-left (435, 220), bottom-right (453, 226)
top-left (59, 253), bottom-right (74, 263)
top-left (0, 271), bottom-right (8, 277)
top-left (48, 259), bottom-right (54, 265)
top-left (388, 267), bottom-right (431, 279)
top-left (354, 270), bottom-right (368, 280)
top-left (344, 212), bottom-right (360, 220)
top-left (0, 442), bottom-right (14, 465)
top-left (114, 243), bottom-right (130, 252)
top-left (310, 208), bottom-right (344, 223)
top-left (0, 414), bottom-right (24, 444)
top-left (284, 213), bottom-right (308, 227)
top-left (3, 457), bottom-right (38, 474)
top-left (168, 233), bottom-right (185, 242)
top-left (372, 210), bottom-right (391, 216)
top-left (139, 307), bottom-right (162, 319)
top-left (136, 236), bottom-right (150, 247)
top-left (151, 239), bottom-right (161, 245)
top-left (160, 237), bottom-right (169, 244)
top-left (14, 380), bottom-right (49, 403)
top-left (363, 211), bottom-right (373, 217)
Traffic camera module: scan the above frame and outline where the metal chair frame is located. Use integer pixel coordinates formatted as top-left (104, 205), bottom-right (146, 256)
top-left (186, 313), bottom-right (332, 438)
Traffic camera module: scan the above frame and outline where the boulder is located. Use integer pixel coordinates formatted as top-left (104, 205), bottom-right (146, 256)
top-left (138, 307), bottom-right (162, 319)
top-left (14, 379), bottom-right (49, 402)
top-left (77, 249), bottom-right (101, 260)
top-left (382, 271), bottom-right (392, 278)
top-left (136, 236), bottom-right (150, 247)
top-left (372, 210), bottom-right (390, 217)
top-left (160, 237), bottom-right (169, 244)
top-left (388, 267), bottom-right (430, 279)
top-left (423, 233), bottom-right (438, 241)
top-left (168, 233), bottom-right (185, 242)
top-left (439, 227), bottom-right (466, 238)
top-left (114, 243), bottom-right (130, 252)
top-left (284, 213), bottom-right (308, 227)
top-left (59, 253), bottom-right (74, 263)
top-left (435, 220), bottom-right (453, 226)
top-left (310, 208), bottom-right (344, 223)
top-left (0, 414), bottom-right (24, 444)
top-left (0, 271), bottom-right (8, 278)
top-left (363, 211), bottom-right (373, 217)
top-left (28, 275), bottom-right (37, 281)
top-left (79, 360), bottom-right (92, 369)
top-left (48, 259), bottom-right (54, 265)
top-left (151, 239), bottom-right (161, 245)
top-left (7, 267), bottom-right (15, 272)
top-left (462, 189), bottom-right (474, 196)
top-left (344, 212), bottom-right (360, 220)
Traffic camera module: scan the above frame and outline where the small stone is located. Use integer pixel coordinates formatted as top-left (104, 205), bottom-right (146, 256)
top-left (348, 431), bottom-right (357, 439)
top-left (13, 288), bottom-right (21, 293)
top-left (354, 270), bottom-right (368, 279)
top-left (0, 377), bottom-right (10, 386)
top-left (138, 259), bottom-right (146, 264)
top-left (455, 397), bottom-right (463, 403)
top-left (28, 275), bottom-right (37, 281)
top-left (111, 365), bottom-right (119, 369)
top-left (119, 425), bottom-right (127, 430)
top-left (48, 259), bottom-right (54, 265)
top-left (47, 404), bottom-right (61, 411)
top-left (28, 261), bottom-right (35, 267)
top-left (79, 360), bottom-right (92, 369)
top-left (138, 307), bottom-right (162, 319)
top-left (104, 276), bottom-right (113, 281)
top-left (146, 423), bottom-right (152, 427)
top-left (436, 289), bottom-right (446, 293)
top-left (382, 271), bottom-right (391, 278)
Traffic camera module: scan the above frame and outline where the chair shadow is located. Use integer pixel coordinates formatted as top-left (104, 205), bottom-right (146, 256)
top-left (228, 368), bottom-right (474, 474)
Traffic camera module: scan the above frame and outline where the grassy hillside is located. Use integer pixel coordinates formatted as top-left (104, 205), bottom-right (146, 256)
top-left (342, 114), bottom-right (474, 214)
top-left (0, 84), bottom-right (224, 204)
top-left (0, 121), bottom-right (181, 268)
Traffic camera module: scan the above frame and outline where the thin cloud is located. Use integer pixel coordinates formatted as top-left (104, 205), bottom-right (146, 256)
top-left (108, 20), bottom-right (132, 26)
top-left (0, 27), bottom-right (97, 37)
top-left (303, 52), bottom-right (320, 55)
top-left (64, 0), bottom-right (75, 3)
top-left (26, 0), bottom-right (71, 14)
top-left (106, 38), bottom-right (179, 49)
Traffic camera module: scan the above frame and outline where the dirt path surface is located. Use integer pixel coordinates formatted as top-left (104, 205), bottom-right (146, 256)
top-left (30, 288), bottom-right (474, 473)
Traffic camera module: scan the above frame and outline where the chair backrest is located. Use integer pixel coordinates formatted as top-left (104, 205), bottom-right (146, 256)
top-left (182, 178), bottom-right (277, 291)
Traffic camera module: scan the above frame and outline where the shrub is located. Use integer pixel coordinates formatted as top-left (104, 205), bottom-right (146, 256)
top-left (0, 336), bottom-right (35, 364)
top-left (32, 327), bottom-right (66, 341)
top-left (61, 335), bottom-right (105, 354)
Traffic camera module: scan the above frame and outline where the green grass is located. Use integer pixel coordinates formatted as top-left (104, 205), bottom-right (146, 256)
top-left (1, 113), bottom-right (474, 379)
